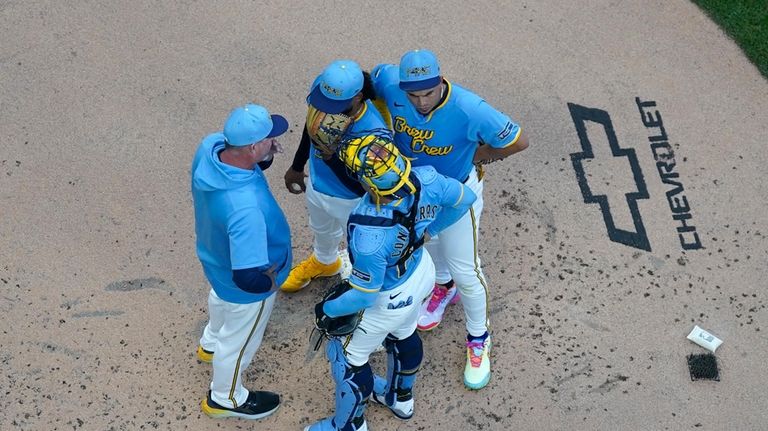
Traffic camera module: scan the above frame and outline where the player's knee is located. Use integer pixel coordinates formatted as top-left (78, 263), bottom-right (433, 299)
top-left (453, 276), bottom-right (486, 296)
top-left (344, 350), bottom-right (371, 369)
top-left (391, 332), bottom-right (423, 370)
top-left (349, 363), bottom-right (374, 398)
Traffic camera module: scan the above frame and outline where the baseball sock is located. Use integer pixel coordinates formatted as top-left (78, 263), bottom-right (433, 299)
top-left (467, 331), bottom-right (489, 342)
top-left (438, 280), bottom-right (455, 289)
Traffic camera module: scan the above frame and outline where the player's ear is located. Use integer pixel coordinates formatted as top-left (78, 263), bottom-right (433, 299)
top-left (348, 92), bottom-right (364, 111)
top-left (245, 142), bottom-right (258, 158)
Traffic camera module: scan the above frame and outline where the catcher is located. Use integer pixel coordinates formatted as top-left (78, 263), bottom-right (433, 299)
top-left (281, 60), bottom-right (389, 292)
top-left (305, 134), bottom-right (476, 431)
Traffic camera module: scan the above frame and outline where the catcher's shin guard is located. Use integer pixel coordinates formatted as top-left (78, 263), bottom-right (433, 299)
top-left (326, 338), bottom-right (373, 430)
top-left (374, 331), bottom-right (422, 419)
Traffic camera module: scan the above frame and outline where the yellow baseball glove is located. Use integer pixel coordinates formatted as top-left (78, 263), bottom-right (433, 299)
top-left (306, 105), bottom-right (353, 157)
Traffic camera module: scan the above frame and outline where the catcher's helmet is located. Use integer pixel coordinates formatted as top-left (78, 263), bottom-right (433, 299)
top-left (340, 133), bottom-right (417, 200)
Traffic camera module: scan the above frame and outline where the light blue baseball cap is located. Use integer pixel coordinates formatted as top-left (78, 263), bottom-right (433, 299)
top-left (308, 60), bottom-right (364, 114)
top-left (223, 104), bottom-right (288, 146)
top-left (399, 49), bottom-right (441, 92)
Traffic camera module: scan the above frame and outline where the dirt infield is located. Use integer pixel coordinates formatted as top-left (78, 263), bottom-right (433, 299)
top-left (2, 1), bottom-right (767, 430)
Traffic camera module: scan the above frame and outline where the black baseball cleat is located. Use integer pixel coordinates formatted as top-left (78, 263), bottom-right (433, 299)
top-left (201, 390), bottom-right (280, 419)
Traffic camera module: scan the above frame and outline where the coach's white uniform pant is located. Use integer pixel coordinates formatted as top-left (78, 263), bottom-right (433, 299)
top-left (199, 289), bottom-right (276, 409)
top-left (343, 251), bottom-right (436, 367)
top-left (425, 167), bottom-right (489, 337)
top-left (305, 179), bottom-right (361, 265)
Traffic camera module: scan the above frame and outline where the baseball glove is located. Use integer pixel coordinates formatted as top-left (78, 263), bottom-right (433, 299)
top-left (313, 280), bottom-right (362, 337)
top-left (305, 281), bottom-right (362, 362)
top-left (306, 105), bottom-right (353, 157)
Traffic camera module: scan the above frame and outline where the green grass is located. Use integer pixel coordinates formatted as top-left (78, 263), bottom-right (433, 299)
top-left (692, 0), bottom-right (768, 78)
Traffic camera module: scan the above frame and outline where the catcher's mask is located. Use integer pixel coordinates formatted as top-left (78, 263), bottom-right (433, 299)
top-left (339, 134), bottom-right (417, 202)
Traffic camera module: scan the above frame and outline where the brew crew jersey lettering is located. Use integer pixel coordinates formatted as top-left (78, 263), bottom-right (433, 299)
top-left (371, 64), bottom-right (522, 181)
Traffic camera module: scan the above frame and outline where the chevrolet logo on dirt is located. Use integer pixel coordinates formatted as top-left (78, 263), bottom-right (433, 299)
top-left (568, 102), bottom-right (651, 251)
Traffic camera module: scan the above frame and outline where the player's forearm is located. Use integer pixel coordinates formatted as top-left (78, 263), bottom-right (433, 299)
top-left (473, 131), bottom-right (530, 164)
top-left (426, 206), bottom-right (465, 237)
top-left (323, 286), bottom-right (377, 317)
top-left (427, 185), bottom-right (476, 237)
top-left (323, 152), bottom-right (366, 196)
top-left (290, 125), bottom-right (312, 172)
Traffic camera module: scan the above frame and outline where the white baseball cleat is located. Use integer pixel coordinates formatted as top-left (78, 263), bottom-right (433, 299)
top-left (417, 284), bottom-right (457, 331)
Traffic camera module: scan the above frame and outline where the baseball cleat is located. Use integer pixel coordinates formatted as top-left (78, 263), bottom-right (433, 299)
top-left (450, 289), bottom-right (461, 304)
top-left (201, 390), bottom-right (279, 420)
top-left (416, 284), bottom-right (457, 331)
top-left (196, 345), bottom-right (214, 363)
top-left (281, 254), bottom-right (341, 293)
top-left (371, 390), bottom-right (414, 420)
top-left (304, 416), bottom-right (368, 431)
top-left (464, 335), bottom-right (491, 390)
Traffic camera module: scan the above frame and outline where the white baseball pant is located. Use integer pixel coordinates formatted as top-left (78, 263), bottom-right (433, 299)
top-left (305, 178), bottom-right (361, 265)
top-left (343, 251), bottom-right (436, 367)
top-left (199, 289), bottom-right (276, 409)
top-left (425, 167), bottom-right (489, 337)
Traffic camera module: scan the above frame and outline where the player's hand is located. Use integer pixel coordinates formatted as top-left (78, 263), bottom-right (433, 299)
top-left (284, 167), bottom-right (307, 194)
top-left (424, 232), bottom-right (431, 243)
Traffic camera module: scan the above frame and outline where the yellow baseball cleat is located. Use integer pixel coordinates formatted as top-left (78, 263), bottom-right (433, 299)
top-left (280, 254), bottom-right (341, 293)
top-left (196, 345), bottom-right (214, 363)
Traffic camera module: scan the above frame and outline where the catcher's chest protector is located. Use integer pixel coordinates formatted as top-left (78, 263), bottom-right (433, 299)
top-left (346, 175), bottom-right (424, 276)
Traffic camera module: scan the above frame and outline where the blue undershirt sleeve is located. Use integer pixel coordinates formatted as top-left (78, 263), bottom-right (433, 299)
top-left (232, 265), bottom-right (273, 294)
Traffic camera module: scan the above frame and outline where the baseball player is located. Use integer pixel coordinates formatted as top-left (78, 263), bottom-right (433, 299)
top-left (281, 60), bottom-right (389, 292)
top-left (192, 104), bottom-right (291, 419)
top-left (305, 134), bottom-right (477, 431)
top-left (370, 49), bottom-right (530, 389)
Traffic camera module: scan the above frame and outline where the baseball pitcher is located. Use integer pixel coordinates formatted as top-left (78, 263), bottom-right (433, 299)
top-left (371, 49), bottom-right (530, 389)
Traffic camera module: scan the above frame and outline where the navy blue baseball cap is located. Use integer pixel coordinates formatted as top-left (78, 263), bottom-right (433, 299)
top-left (399, 49), bottom-right (441, 91)
top-left (223, 104), bottom-right (288, 146)
top-left (308, 60), bottom-right (364, 114)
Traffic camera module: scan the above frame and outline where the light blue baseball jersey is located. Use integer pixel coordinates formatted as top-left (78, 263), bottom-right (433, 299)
top-left (191, 133), bottom-right (292, 304)
top-left (346, 166), bottom-right (475, 293)
top-left (308, 77), bottom-right (389, 199)
top-left (371, 64), bottom-right (522, 181)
